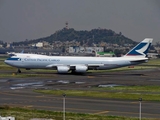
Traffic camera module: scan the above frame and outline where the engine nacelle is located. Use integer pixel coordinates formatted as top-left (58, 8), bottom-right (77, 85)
top-left (57, 66), bottom-right (70, 73)
top-left (75, 65), bottom-right (88, 73)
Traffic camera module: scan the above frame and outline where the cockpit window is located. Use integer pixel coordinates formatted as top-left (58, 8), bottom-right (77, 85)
top-left (9, 54), bottom-right (17, 57)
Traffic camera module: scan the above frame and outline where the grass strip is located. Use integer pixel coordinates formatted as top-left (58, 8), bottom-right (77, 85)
top-left (34, 86), bottom-right (160, 101)
top-left (0, 105), bottom-right (156, 120)
top-left (93, 86), bottom-right (160, 92)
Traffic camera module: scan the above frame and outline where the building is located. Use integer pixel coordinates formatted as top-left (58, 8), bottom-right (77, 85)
top-left (0, 44), bottom-right (3, 48)
top-left (32, 42), bottom-right (43, 48)
top-left (6, 43), bottom-right (11, 48)
top-left (147, 53), bottom-right (159, 59)
top-left (96, 52), bottom-right (115, 57)
top-left (69, 46), bottom-right (104, 54)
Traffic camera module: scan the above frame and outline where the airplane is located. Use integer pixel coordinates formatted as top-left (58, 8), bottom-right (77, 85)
top-left (4, 38), bottom-right (153, 74)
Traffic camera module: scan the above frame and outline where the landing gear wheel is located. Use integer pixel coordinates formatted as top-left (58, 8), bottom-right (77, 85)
top-left (17, 69), bottom-right (21, 73)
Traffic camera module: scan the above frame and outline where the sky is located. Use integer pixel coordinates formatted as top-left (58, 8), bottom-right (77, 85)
top-left (0, 0), bottom-right (160, 44)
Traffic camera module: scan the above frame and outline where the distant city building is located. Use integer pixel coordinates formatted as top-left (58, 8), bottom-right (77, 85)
top-left (69, 46), bottom-right (104, 54)
top-left (6, 43), bottom-right (11, 48)
top-left (43, 41), bottom-right (50, 47)
top-left (36, 42), bottom-right (43, 47)
top-left (147, 53), bottom-right (159, 59)
top-left (32, 42), bottom-right (43, 48)
top-left (155, 47), bottom-right (160, 54)
top-left (96, 52), bottom-right (115, 57)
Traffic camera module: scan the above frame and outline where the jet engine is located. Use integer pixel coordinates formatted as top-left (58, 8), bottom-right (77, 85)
top-left (57, 66), bottom-right (70, 73)
top-left (75, 65), bottom-right (88, 73)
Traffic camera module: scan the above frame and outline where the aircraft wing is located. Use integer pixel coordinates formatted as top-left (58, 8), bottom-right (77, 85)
top-left (46, 64), bottom-right (104, 68)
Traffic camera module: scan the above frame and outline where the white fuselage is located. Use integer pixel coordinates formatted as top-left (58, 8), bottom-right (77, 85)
top-left (4, 53), bottom-right (147, 73)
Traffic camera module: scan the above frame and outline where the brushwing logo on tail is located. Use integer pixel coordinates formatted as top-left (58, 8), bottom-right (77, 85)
top-left (126, 39), bottom-right (152, 56)
top-left (135, 41), bottom-right (150, 56)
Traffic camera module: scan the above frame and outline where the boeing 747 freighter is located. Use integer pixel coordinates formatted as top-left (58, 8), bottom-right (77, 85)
top-left (4, 38), bottom-right (153, 73)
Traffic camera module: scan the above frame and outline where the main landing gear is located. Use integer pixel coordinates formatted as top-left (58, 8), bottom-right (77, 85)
top-left (17, 68), bottom-right (21, 73)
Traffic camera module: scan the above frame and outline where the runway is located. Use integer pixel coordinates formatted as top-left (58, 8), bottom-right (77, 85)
top-left (0, 90), bottom-right (160, 118)
top-left (0, 68), bottom-right (160, 118)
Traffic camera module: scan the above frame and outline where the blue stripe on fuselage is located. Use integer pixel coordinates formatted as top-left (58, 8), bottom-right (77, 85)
top-left (6, 58), bottom-right (21, 61)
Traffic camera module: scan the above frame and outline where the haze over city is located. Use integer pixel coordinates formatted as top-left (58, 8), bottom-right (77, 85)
top-left (0, 0), bottom-right (160, 44)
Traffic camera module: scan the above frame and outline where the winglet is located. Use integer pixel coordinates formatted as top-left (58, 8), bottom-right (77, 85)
top-left (124, 38), bottom-right (153, 57)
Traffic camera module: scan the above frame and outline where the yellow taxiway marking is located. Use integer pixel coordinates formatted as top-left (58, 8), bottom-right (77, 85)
top-left (87, 76), bottom-right (95, 78)
top-left (35, 95), bottom-right (45, 98)
top-left (23, 105), bottom-right (33, 108)
top-left (131, 102), bottom-right (139, 104)
top-left (94, 110), bottom-right (109, 115)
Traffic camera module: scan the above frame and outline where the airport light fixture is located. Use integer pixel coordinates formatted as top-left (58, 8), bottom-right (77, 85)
top-left (139, 98), bottom-right (142, 120)
top-left (63, 93), bottom-right (66, 120)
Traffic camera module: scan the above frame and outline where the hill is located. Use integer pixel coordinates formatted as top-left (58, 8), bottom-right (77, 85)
top-left (12, 28), bottom-right (137, 46)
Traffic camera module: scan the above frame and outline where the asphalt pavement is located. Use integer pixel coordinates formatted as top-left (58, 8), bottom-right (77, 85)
top-left (0, 68), bottom-right (160, 118)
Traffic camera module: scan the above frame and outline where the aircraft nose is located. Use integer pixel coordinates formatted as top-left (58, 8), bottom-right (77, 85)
top-left (4, 60), bottom-right (8, 64)
top-left (4, 59), bottom-right (10, 65)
